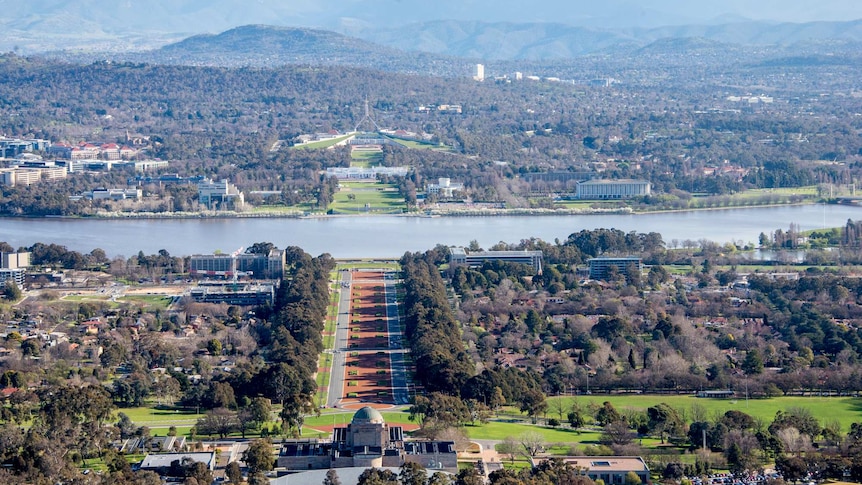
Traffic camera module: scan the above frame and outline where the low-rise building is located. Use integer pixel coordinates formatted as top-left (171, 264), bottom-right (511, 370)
top-left (89, 188), bottom-right (142, 200)
top-left (139, 452), bottom-right (216, 475)
top-left (549, 456), bottom-right (649, 485)
top-left (577, 179), bottom-right (651, 200)
top-left (450, 247), bottom-right (543, 275)
top-left (189, 283), bottom-right (277, 306)
top-left (325, 166), bottom-right (410, 180)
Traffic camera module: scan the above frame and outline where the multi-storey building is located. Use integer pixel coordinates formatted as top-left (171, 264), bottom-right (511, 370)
top-left (577, 179), bottom-right (651, 199)
top-left (190, 248), bottom-right (285, 280)
top-left (587, 257), bottom-right (643, 280)
top-left (450, 247), bottom-right (543, 274)
top-left (197, 178), bottom-right (245, 210)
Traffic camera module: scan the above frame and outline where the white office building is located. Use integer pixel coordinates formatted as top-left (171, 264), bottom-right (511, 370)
top-left (474, 64), bottom-right (485, 81)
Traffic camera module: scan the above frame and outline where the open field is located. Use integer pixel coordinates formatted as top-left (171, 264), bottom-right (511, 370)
top-left (292, 134), bottom-right (354, 149)
top-left (338, 261), bottom-right (400, 271)
top-left (554, 200), bottom-right (603, 210)
top-left (734, 186), bottom-right (819, 199)
top-left (116, 295), bottom-right (173, 309)
top-left (62, 294), bottom-right (112, 302)
top-left (117, 406), bottom-right (205, 428)
top-left (550, 395), bottom-right (862, 430)
top-left (350, 149), bottom-right (383, 168)
top-left (330, 182), bottom-right (405, 214)
top-left (249, 204), bottom-right (312, 214)
top-left (386, 137), bottom-right (453, 152)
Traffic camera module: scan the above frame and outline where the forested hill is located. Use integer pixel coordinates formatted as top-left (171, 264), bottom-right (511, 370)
top-left (148, 25), bottom-right (471, 75)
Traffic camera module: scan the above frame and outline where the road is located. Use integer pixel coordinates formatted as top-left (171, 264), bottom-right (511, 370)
top-left (326, 270), bottom-right (352, 408)
top-left (384, 271), bottom-right (410, 405)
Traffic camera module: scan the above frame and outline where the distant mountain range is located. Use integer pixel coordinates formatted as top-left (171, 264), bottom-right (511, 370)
top-left (3, 0), bottom-right (862, 59)
top-left (140, 20), bottom-right (862, 68)
top-left (358, 19), bottom-right (862, 60)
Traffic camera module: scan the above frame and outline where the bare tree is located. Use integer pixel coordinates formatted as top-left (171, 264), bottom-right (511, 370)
top-left (518, 431), bottom-right (546, 466)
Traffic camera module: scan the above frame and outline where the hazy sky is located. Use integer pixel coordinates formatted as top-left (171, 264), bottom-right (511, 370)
top-left (371, 0), bottom-right (862, 25)
top-left (3, 0), bottom-right (862, 34)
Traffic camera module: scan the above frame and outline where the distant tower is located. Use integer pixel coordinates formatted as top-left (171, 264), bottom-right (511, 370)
top-left (473, 64), bottom-right (485, 82)
top-left (354, 96), bottom-right (381, 133)
top-left (515, 71), bottom-right (523, 81)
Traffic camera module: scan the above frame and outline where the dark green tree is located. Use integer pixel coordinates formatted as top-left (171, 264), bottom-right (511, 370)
top-left (242, 438), bottom-right (274, 475)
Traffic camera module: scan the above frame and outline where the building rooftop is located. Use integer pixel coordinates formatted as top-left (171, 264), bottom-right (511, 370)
top-left (139, 452), bottom-right (215, 470)
top-left (352, 406), bottom-right (384, 425)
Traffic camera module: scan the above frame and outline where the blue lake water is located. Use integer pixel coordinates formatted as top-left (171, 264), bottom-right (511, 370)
top-left (2, 204), bottom-right (859, 258)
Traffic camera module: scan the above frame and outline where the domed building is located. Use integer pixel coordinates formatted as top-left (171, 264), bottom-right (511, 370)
top-left (278, 406), bottom-right (456, 472)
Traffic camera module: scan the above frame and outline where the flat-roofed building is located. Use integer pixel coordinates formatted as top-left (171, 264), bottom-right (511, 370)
top-left (451, 247), bottom-right (543, 275)
top-left (426, 178), bottom-right (463, 197)
top-left (587, 257), bottom-right (642, 280)
top-left (190, 248), bottom-right (285, 280)
top-left (197, 178), bottom-right (245, 210)
top-left (139, 452), bottom-right (216, 473)
top-left (188, 283), bottom-right (276, 306)
top-left (132, 160), bottom-right (169, 171)
top-left (0, 269), bottom-right (25, 288)
top-left (577, 179), bottom-right (650, 200)
top-left (2, 253), bottom-right (30, 270)
top-left (0, 168), bottom-right (42, 186)
top-left (549, 456), bottom-right (649, 485)
top-left (89, 188), bottom-right (142, 200)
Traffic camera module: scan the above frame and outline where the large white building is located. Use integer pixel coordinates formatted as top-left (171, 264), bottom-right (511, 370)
top-left (197, 178), bottom-right (245, 210)
top-left (577, 179), bottom-right (651, 200)
top-left (473, 64), bottom-right (485, 81)
top-left (426, 178), bottom-right (463, 198)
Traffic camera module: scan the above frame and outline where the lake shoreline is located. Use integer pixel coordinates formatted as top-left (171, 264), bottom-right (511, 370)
top-left (5, 200), bottom-right (820, 221)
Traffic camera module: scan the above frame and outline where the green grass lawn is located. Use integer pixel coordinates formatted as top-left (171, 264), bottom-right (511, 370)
top-left (555, 200), bottom-right (602, 210)
top-left (250, 204), bottom-right (313, 214)
top-left (550, 395), bottom-right (862, 430)
top-left (386, 136), bottom-right (453, 152)
top-left (315, 353), bottom-right (333, 405)
top-left (337, 262), bottom-right (400, 271)
top-left (465, 420), bottom-right (602, 442)
top-left (116, 295), bottom-right (173, 310)
top-left (293, 134), bottom-right (354, 149)
top-left (734, 186), bottom-right (819, 199)
top-left (116, 406), bottom-right (205, 428)
top-left (331, 182), bottom-right (405, 214)
top-left (350, 150), bottom-right (383, 168)
top-left (62, 294), bottom-right (111, 302)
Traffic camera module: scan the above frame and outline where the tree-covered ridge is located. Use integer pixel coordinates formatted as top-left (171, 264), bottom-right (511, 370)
top-left (401, 251), bottom-right (474, 395)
